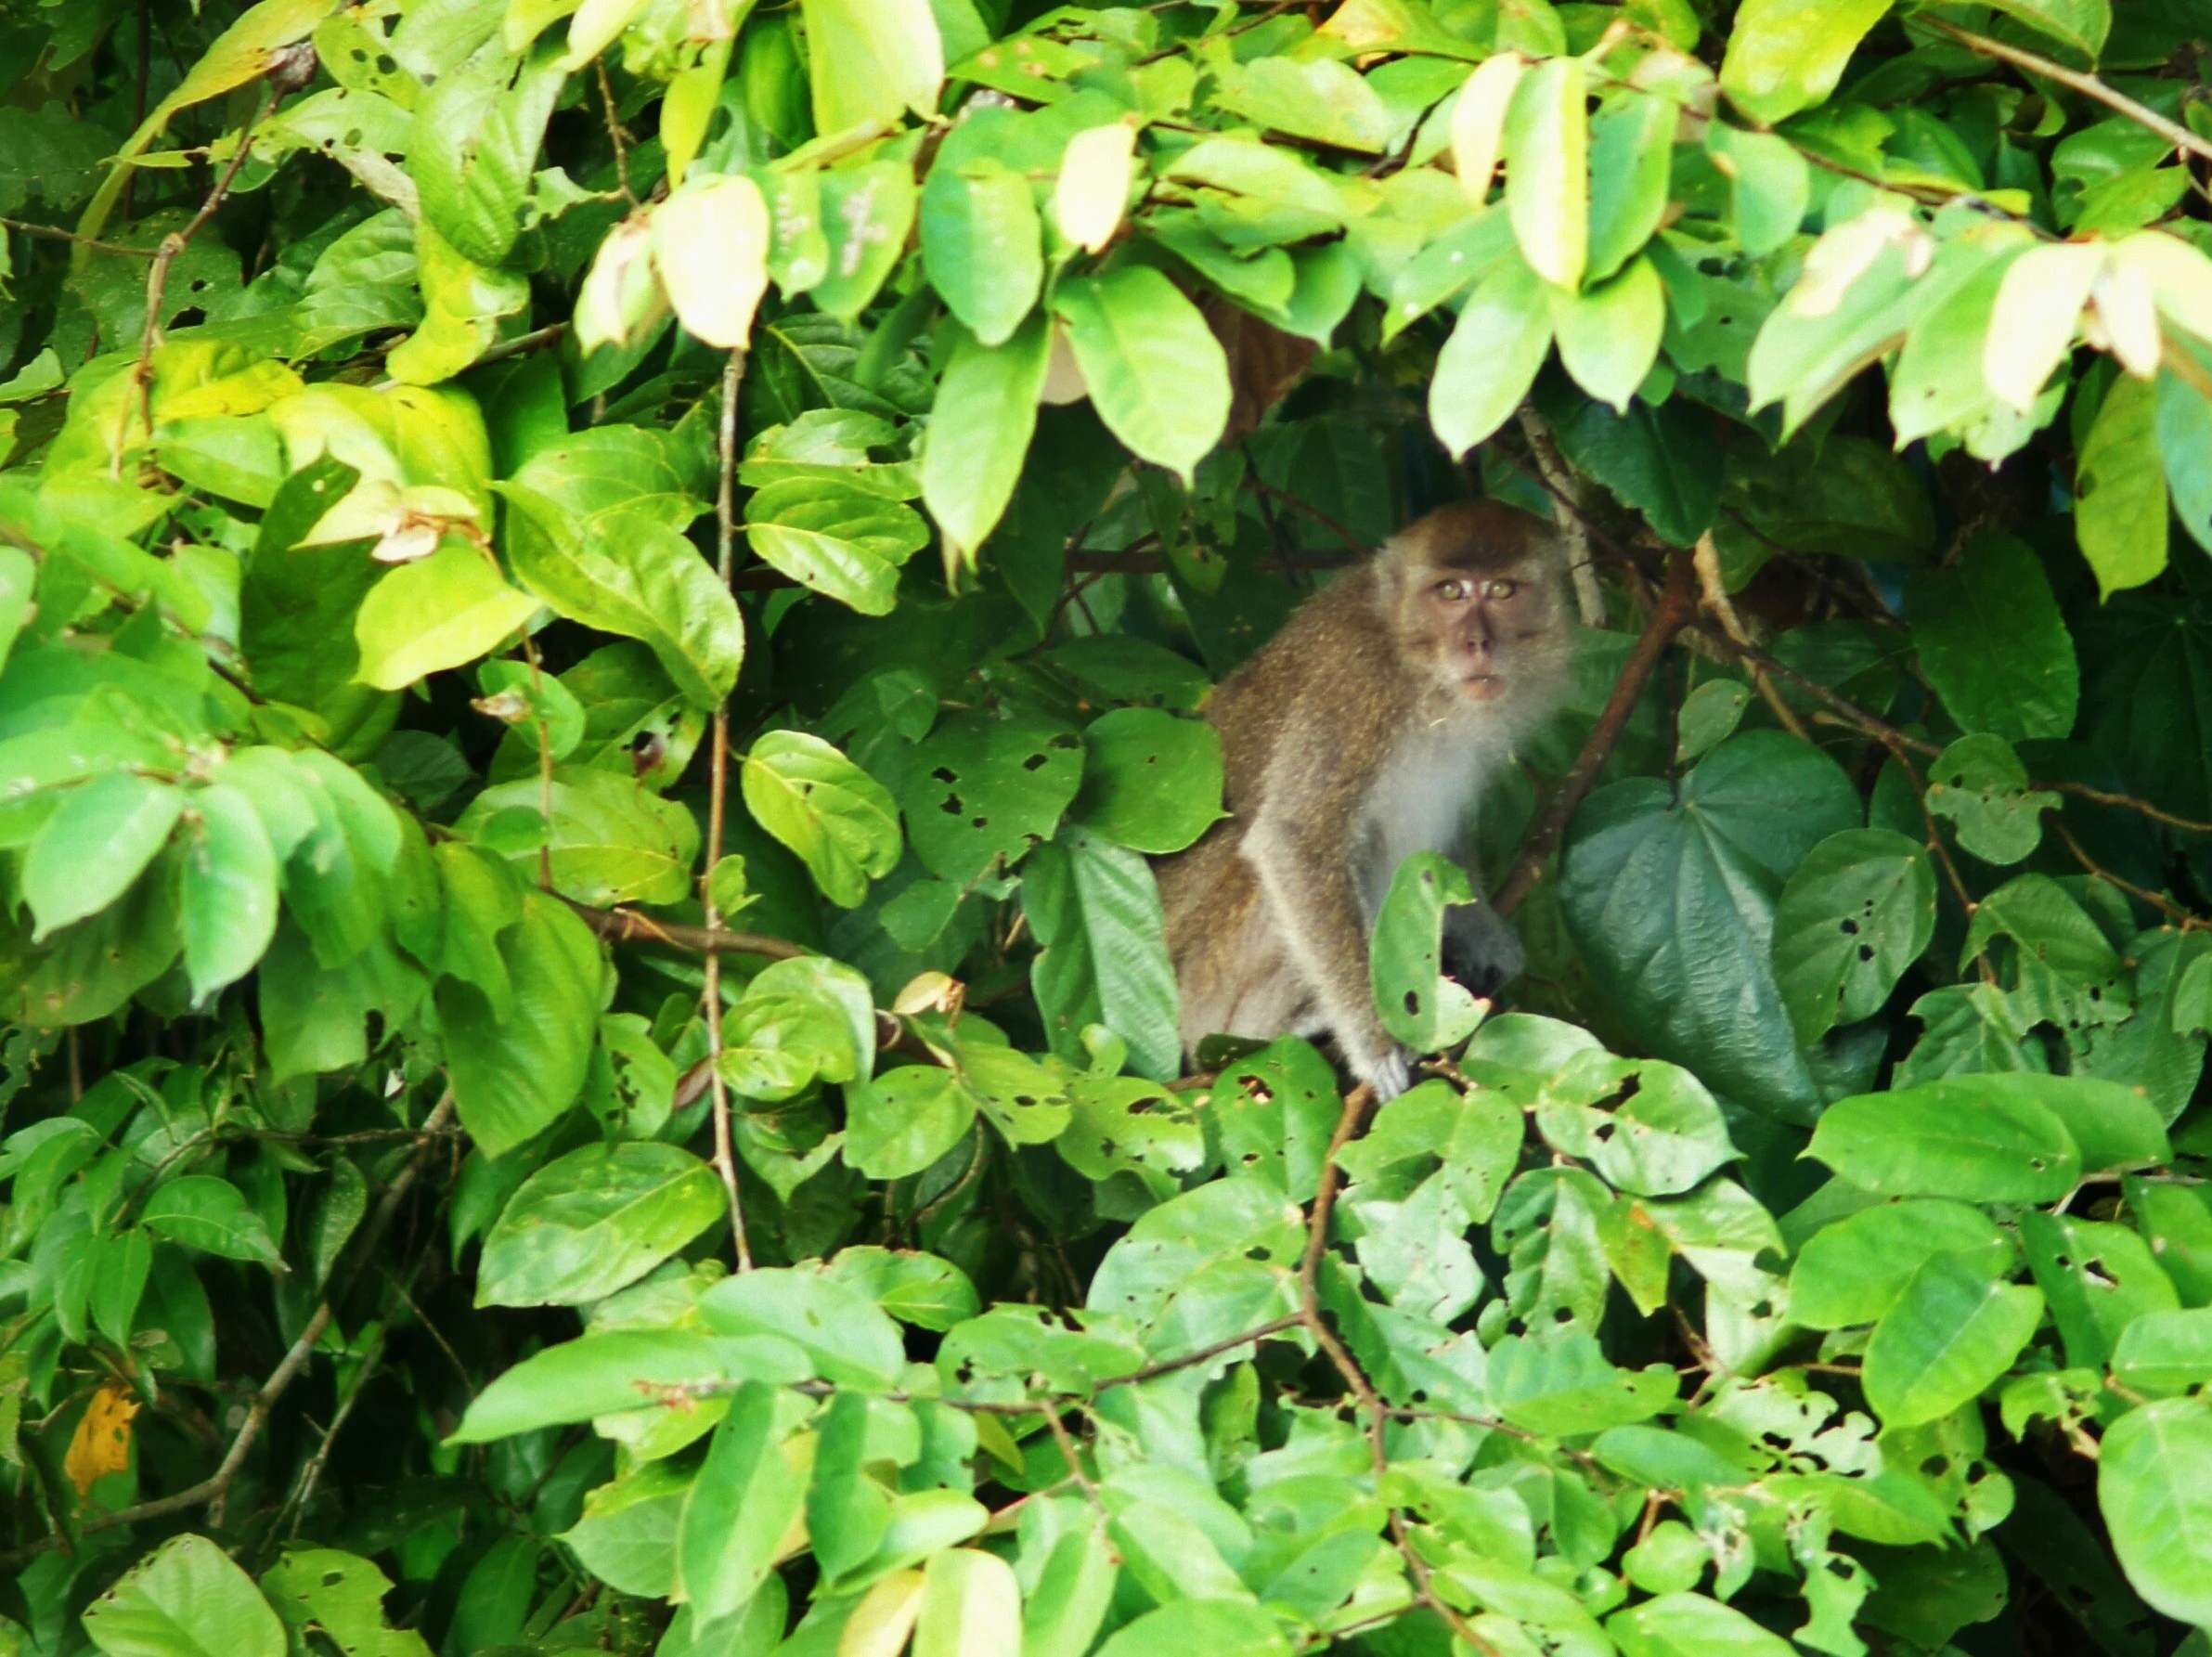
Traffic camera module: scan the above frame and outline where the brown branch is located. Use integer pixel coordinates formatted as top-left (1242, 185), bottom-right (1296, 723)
top-left (471, 321), bottom-right (570, 369)
top-left (562, 893), bottom-right (808, 960)
top-left (1919, 17), bottom-right (2212, 166)
top-left (705, 347), bottom-right (753, 1272)
top-left (1493, 549), bottom-right (1697, 916)
top-left (1, 217), bottom-right (158, 257)
top-left (3, 1092), bottom-right (458, 1565)
top-left (1691, 534), bottom-right (1807, 741)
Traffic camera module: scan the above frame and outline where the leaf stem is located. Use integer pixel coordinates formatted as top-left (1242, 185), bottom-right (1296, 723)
top-left (705, 346), bottom-right (753, 1273)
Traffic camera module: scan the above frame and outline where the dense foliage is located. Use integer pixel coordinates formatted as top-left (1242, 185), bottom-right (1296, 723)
top-left (6, 0), bottom-right (2212, 1653)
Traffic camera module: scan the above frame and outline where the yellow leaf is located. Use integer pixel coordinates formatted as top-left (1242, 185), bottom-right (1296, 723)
top-left (1448, 52), bottom-right (1523, 207)
top-left (2112, 230), bottom-right (2212, 345)
top-left (653, 175), bottom-right (773, 349)
top-left (64, 1385), bottom-right (140, 1496)
top-left (840, 1571), bottom-right (925, 1657)
top-left (1053, 122), bottom-right (1138, 254)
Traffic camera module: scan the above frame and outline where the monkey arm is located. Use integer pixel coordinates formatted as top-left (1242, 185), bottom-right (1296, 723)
top-left (1241, 809), bottom-right (1410, 1100)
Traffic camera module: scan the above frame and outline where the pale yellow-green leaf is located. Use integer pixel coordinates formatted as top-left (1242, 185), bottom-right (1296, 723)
top-left (1054, 122), bottom-right (1138, 254)
top-left (1986, 240), bottom-right (2104, 413)
top-left (2088, 260), bottom-right (2160, 380)
top-left (1552, 255), bottom-right (1663, 411)
top-left (1504, 56), bottom-right (1587, 291)
top-left (1718, 0), bottom-right (1891, 127)
top-left (653, 175), bottom-right (772, 349)
top-left (355, 545), bottom-right (541, 690)
top-left (1428, 251), bottom-right (1552, 456)
top-left (576, 217), bottom-right (667, 355)
top-left (561, 0), bottom-right (651, 67)
top-left (2076, 372), bottom-right (2168, 597)
top-left (2112, 229), bottom-right (2212, 343)
top-left (914, 1549), bottom-right (1021, 1657)
top-left (1449, 52), bottom-right (1523, 207)
top-left (800, 0), bottom-right (943, 135)
top-left (841, 1571), bottom-right (926, 1657)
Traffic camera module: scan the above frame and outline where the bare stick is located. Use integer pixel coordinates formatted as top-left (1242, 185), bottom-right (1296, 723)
top-left (1494, 549), bottom-right (1697, 916)
top-left (563, 895), bottom-right (807, 960)
top-left (1518, 408), bottom-right (1605, 628)
top-left (704, 348), bottom-right (752, 1271)
top-left (1691, 532), bottom-right (1807, 741)
top-left (1919, 17), bottom-right (2212, 166)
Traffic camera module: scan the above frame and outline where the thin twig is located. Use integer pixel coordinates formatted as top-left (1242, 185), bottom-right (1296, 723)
top-left (563, 894), bottom-right (807, 960)
top-left (598, 60), bottom-right (639, 205)
top-left (1691, 533), bottom-right (1807, 740)
top-left (0, 218), bottom-right (158, 257)
top-left (519, 632), bottom-right (556, 891)
top-left (471, 321), bottom-right (570, 368)
top-left (1494, 549), bottom-right (1697, 915)
top-left (1517, 409), bottom-right (1605, 628)
top-left (704, 348), bottom-right (752, 1272)
top-left (1920, 17), bottom-right (2212, 166)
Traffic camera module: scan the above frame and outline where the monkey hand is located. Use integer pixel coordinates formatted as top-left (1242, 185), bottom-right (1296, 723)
top-left (1347, 1042), bottom-right (1413, 1103)
top-left (1442, 901), bottom-right (1524, 1000)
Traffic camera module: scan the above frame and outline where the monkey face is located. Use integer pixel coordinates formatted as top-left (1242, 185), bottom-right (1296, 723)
top-left (1419, 565), bottom-right (1556, 700)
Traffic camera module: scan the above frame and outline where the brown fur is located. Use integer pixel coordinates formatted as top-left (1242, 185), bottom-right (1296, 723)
top-left (1157, 500), bottom-right (1572, 1098)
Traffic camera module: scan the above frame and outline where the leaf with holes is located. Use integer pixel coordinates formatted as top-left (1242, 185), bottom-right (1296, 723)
top-left (1771, 828), bottom-right (1936, 1046)
top-left (901, 713), bottom-right (1084, 886)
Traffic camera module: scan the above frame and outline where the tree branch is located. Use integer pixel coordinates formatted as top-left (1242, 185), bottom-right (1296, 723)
top-left (1919, 17), bottom-right (2212, 166)
top-left (1493, 549), bottom-right (1697, 916)
top-left (705, 347), bottom-right (754, 1273)
top-left (562, 893), bottom-right (808, 961)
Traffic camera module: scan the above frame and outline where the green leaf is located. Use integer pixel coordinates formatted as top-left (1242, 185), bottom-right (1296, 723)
top-left (1863, 1252), bottom-right (2044, 1427)
top-left (558, 1463), bottom-right (690, 1599)
top-left (1559, 731), bottom-right (1859, 1124)
top-left (1586, 89), bottom-right (1675, 285)
top-left (1212, 56), bottom-right (1399, 153)
top-left (438, 893), bottom-right (604, 1159)
top-left (846, 1064), bottom-right (977, 1181)
top-left (448, 1329), bottom-right (807, 1443)
top-left (799, 0), bottom-right (943, 134)
top-left (1924, 733), bottom-right (2058, 865)
top-left (1429, 250), bottom-right (1551, 458)
top-left (1018, 1521), bottom-right (1119, 1657)
top-left (261, 1549), bottom-right (430, 1657)
top-left (822, 1248), bottom-right (979, 1331)
top-left (83, 1534), bottom-right (287, 1657)
top-left (1807, 1076), bottom-right (2082, 1202)
top-left (741, 729), bottom-right (902, 908)
top-left (2110, 1308), bottom-right (2212, 1398)
top-left (1023, 827), bottom-right (1182, 1083)
top-left (2076, 372), bottom-right (2170, 597)
top-left (1984, 0), bottom-right (2110, 58)
top-left (177, 783), bottom-right (280, 1003)
top-left (1908, 532), bottom-right (2078, 744)
top-left (1719, 0), bottom-right (1892, 126)
top-left (411, 38), bottom-right (565, 267)
top-left (913, 1548), bottom-right (1021, 1657)
top-left (814, 162), bottom-right (919, 321)
top-left (1370, 853), bottom-right (1486, 1055)
top-left (1534, 1051), bottom-right (1738, 1197)
top-left (700, 1266), bottom-right (907, 1387)
top-left (922, 317), bottom-right (1051, 564)
top-left (1052, 265), bottom-right (1231, 484)
top-left (23, 771), bottom-right (183, 940)
top-left (2098, 1398), bottom-right (2212, 1628)
top-left (458, 767), bottom-right (701, 907)
top-left (2156, 361), bottom-right (2212, 557)
top-left (1538, 387), bottom-right (1722, 549)
top-left (1069, 707), bottom-right (1224, 856)
top-left (477, 1143), bottom-right (726, 1307)
top-left (1503, 56), bottom-right (1586, 291)
top-left (498, 430), bottom-right (739, 708)
top-left (1607, 1592), bottom-right (1797, 1657)
top-left (923, 153), bottom-right (1042, 350)
top-left (354, 545), bottom-right (540, 691)
top-left (1789, 1199), bottom-right (2014, 1330)
top-left (1093, 1599), bottom-right (1290, 1657)
top-left (744, 475), bottom-right (930, 616)
top-left (678, 1381), bottom-right (810, 1625)
top-left (1771, 827), bottom-right (1936, 1046)
top-left (1488, 1328), bottom-right (1677, 1435)
top-left (386, 220), bottom-right (531, 387)
top-left (2021, 1210), bottom-right (2178, 1370)
top-left (141, 1177), bottom-right (284, 1265)
top-left (902, 713), bottom-right (1083, 886)
top-left (1551, 256), bottom-right (1664, 413)
top-left (1705, 123), bottom-right (1808, 259)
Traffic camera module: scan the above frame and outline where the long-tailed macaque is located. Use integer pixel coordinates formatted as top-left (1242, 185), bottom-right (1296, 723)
top-left (1158, 500), bottom-right (1573, 1100)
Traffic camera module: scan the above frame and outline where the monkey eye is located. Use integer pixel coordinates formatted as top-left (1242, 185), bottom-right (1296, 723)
top-left (1484, 577), bottom-right (1520, 601)
top-left (1435, 578), bottom-right (1470, 602)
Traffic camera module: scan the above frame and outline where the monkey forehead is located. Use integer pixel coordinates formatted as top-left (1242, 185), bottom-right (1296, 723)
top-left (1385, 499), bottom-right (1559, 572)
